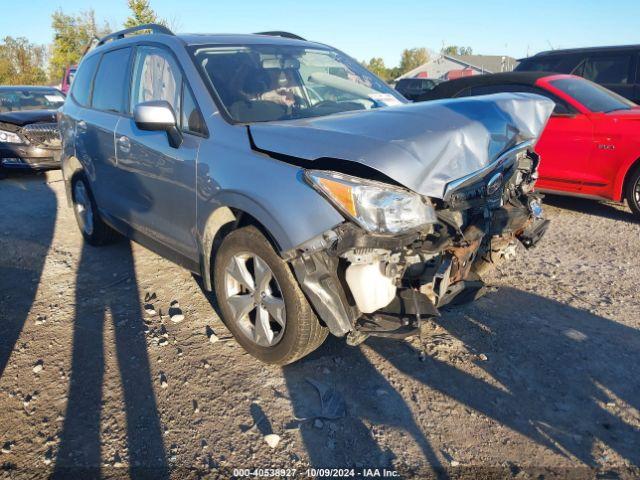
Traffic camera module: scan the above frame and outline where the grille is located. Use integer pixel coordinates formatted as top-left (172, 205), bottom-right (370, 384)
top-left (447, 166), bottom-right (513, 211)
top-left (20, 123), bottom-right (61, 148)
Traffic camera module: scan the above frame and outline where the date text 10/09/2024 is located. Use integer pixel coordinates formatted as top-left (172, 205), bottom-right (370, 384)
top-left (232, 468), bottom-right (400, 477)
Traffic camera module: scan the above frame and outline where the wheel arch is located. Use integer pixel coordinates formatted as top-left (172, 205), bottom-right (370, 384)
top-left (619, 156), bottom-right (640, 201)
top-left (62, 155), bottom-right (85, 207)
top-left (199, 200), bottom-right (287, 292)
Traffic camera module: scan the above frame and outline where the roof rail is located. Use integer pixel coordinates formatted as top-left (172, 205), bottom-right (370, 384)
top-left (254, 31), bottom-right (306, 41)
top-left (81, 35), bottom-right (101, 57)
top-left (97, 23), bottom-right (174, 47)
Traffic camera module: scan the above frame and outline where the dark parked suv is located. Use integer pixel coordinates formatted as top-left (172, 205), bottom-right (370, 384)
top-left (60, 24), bottom-right (553, 364)
top-left (515, 45), bottom-right (640, 103)
top-left (395, 77), bottom-right (441, 101)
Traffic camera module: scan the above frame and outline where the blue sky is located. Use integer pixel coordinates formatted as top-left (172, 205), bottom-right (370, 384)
top-left (1, 0), bottom-right (638, 65)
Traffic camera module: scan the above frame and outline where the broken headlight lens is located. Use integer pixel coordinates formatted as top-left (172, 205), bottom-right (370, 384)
top-left (306, 170), bottom-right (437, 234)
top-left (0, 129), bottom-right (23, 144)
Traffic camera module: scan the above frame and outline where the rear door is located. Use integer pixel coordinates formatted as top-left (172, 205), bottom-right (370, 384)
top-left (62, 53), bottom-right (99, 180)
top-left (114, 44), bottom-right (205, 261)
top-left (77, 47), bottom-right (133, 218)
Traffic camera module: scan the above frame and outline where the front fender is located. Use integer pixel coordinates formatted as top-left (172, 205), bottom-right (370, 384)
top-left (614, 156), bottom-right (640, 201)
top-left (196, 153), bottom-right (344, 290)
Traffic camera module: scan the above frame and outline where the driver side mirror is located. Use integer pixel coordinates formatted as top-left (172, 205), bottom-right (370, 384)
top-left (133, 100), bottom-right (183, 148)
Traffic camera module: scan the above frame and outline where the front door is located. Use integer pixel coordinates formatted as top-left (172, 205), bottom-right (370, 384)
top-left (535, 113), bottom-right (595, 194)
top-left (115, 45), bottom-right (201, 261)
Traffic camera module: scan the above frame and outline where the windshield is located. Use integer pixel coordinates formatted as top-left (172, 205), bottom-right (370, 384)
top-left (192, 45), bottom-right (406, 122)
top-left (0, 89), bottom-right (65, 112)
top-left (549, 77), bottom-right (635, 112)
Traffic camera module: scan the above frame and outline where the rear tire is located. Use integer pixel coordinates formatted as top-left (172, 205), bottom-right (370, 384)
top-left (213, 225), bottom-right (328, 365)
top-left (71, 175), bottom-right (119, 246)
top-left (625, 164), bottom-right (640, 218)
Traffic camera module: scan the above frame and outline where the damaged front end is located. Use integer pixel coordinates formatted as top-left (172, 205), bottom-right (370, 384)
top-left (290, 141), bottom-right (548, 343)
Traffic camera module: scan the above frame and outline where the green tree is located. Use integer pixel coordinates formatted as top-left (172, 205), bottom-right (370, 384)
top-left (398, 48), bottom-right (429, 75)
top-left (49, 9), bottom-right (111, 83)
top-left (0, 36), bottom-right (47, 85)
top-left (441, 45), bottom-right (458, 55)
top-left (363, 57), bottom-right (389, 81)
top-left (441, 45), bottom-right (473, 56)
top-left (124, 0), bottom-right (166, 28)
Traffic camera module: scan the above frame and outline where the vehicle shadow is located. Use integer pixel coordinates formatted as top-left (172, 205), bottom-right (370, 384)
top-left (282, 338), bottom-right (446, 479)
top-left (195, 241), bottom-right (638, 475)
top-left (543, 194), bottom-right (638, 223)
top-left (0, 171), bottom-right (56, 379)
top-left (52, 240), bottom-right (168, 479)
top-left (193, 275), bottom-right (445, 478)
top-left (365, 287), bottom-right (640, 472)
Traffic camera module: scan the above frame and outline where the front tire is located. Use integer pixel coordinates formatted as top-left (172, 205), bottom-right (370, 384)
top-left (625, 164), bottom-right (640, 218)
top-left (213, 226), bottom-right (328, 365)
top-left (71, 175), bottom-right (119, 246)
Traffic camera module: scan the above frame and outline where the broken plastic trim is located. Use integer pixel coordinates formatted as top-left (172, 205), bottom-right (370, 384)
top-left (290, 250), bottom-right (356, 337)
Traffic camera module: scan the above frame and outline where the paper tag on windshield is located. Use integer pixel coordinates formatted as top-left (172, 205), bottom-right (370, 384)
top-left (45, 94), bottom-right (64, 102)
top-left (369, 93), bottom-right (403, 107)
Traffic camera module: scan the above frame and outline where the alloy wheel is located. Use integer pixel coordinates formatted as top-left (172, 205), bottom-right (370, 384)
top-left (224, 253), bottom-right (286, 347)
top-left (73, 180), bottom-right (94, 236)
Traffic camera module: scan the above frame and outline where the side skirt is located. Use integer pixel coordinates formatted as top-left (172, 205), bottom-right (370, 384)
top-left (100, 211), bottom-right (201, 275)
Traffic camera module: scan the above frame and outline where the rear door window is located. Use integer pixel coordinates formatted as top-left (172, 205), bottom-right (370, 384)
top-left (581, 55), bottom-right (632, 84)
top-left (70, 54), bottom-right (100, 107)
top-left (91, 48), bottom-right (133, 113)
top-left (517, 54), bottom-right (583, 73)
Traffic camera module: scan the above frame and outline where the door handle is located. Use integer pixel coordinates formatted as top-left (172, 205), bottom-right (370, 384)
top-left (117, 135), bottom-right (131, 153)
top-left (77, 120), bottom-right (87, 132)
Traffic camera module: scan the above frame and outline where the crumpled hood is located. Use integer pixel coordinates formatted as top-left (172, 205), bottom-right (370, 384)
top-left (249, 93), bottom-right (555, 199)
top-left (0, 109), bottom-right (57, 127)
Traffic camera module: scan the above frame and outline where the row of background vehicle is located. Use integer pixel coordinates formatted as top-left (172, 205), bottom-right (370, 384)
top-left (393, 44), bottom-right (640, 105)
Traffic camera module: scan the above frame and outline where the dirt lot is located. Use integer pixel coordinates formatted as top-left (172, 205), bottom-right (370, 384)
top-left (1, 169), bottom-right (639, 479)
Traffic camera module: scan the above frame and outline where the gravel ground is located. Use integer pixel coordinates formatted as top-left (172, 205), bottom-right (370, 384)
top-left (1, 170), bottom-right (639, 479)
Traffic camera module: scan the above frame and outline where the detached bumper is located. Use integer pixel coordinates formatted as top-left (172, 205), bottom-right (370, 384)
top-left (0, 145), bottom-right (61, 170)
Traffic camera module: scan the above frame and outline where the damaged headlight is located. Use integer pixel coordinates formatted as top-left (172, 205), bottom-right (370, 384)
top-left (306, 170), bottom-right (437, 234)
top-left (0, 129), bottom-right (23, 144)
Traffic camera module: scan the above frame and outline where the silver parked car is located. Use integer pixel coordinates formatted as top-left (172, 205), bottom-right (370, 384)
top-left (59, 24), bottom-right (554, 364)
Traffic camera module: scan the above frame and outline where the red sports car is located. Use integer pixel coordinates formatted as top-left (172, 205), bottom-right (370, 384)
top-left (420, 72), bottom-right (640, 217)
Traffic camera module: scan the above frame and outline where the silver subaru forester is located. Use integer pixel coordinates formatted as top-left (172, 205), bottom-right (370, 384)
top-left (59, 24), bottom-right (554, 364)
